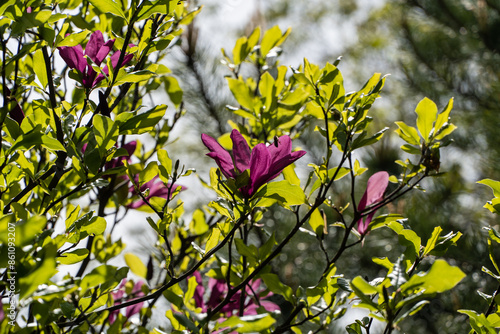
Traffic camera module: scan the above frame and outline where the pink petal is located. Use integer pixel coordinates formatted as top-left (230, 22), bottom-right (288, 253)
top-left (265, 149), bottom-right (306, 182)
top-left (121, 53), bottom-right (134, 67)
top-left (267, 135), bottom-right (292, 164)
top-left (359, 171), bottom-right (389, 209)
top-left (125, 301), bottom-right (144, 319)
top-left (207, 279), bottom-right (227, 310)
top-left (245, 143), bottom-right (271, 196)
top-left (357, 171), bottom-right (389, 234)
top-left (127, 176), bottom-right (185, 209)
top-left (85, 31), bottom-right (105, 63)
top-left (95, 39), bottom-right (115, 65)
top-left (59, 45), bottom-right (86, 73)
top-left (230, 129), bottom-right (251, 173)
top-left (202, 134), bottom-right (236, 179)
top-left (260, 300), bottom-right (280, 312)
top-left (82, 67), bottom-right (98, 88)
top-left (123, 141), bottom-right (137, 158)
top-left (193, 272), bottom-right (206, 311)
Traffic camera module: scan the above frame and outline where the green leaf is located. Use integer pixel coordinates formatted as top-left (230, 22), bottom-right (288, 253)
top-left (117, 105), bottom-right (167, 135)
top-left (434, 98), bottom-right (453, 132)
top-left (124, 253), bottom-right (147, 278)
top-left (351, 127), bottom-right (388, 149)
top-left (80, 265), bottom-right (128, 294)
top-left (227, 77), bottom-right (255, 111)
top-left (372, 257), bottom-right (394, 271)
top-left (88, 0), bottom-right (126, 19)
top-left (282, 164), bottom-right (301, 186)
top-left (59, 249), bottom-right (89, 265)
top-left (233, 36), bottom-right (249, 65)
top-left (260, 26), bottom-right (290, 57)
top-left (0, 0), bottom-right (15, 16)
top-left (395, 121), bottom-right (420, 146)
top-left (189, 209), bottom-right (209, 235)
top-left (178, 6), bottom-right (202, 26)
top-left (434, 123), bottom-right (457, 140)
top-left (18, 256), bottom-right (57, 299)
top-left (253, 180), bottom-right (306, 207)
top-left (309, 166), bottom-right (350, 195)
top-left (81, 216), bottom-right (107, 236)
top-left (261, 273), bottom-right (294, 302)
top-left (415, 97), bottom-right (437, 142)
top-left (57, 30), bottom-right (91, 47)
top-left (205, 225), bottom-right (221, 253)
top-left (93, 114), bottom-right (119, 152)
top-left (350, 276), bottom-right (380, 312)
top-left (484, 197), bottom-right (500, 214)
top-left (423, 226), bottom-right (442, 256)
top-left (33, 49), bottom-right (48, 89)
top-left (346, 323), bottom-right (363, 334)
top-left (115, 70), bottom-right (156, 85)
top-left (157, 149), bottom-right (172, 176)
top-left (41, 134), bottom-right (66, 151)
top-left (458, 310), bottom-right (500, 333)
top-left (234, 238), bottom-right (258, 260)
top-left (139, 161), bottom-right (159, 184)
top-left (10, 129), bottom-right (65, 152)
top-left (401, 259), bottom-right (465, 295)
top-left (218, 314), bottom-right (276, 333)
top-left (394, 300), bottom-right (430, 325)
top-left (387, 221), bottom-right (421, 263)
top-left (478, 179), bottom-right (500, 198)
top-left (401, 144), bottom-right (421, 155)
top-left (308, 208), bottom-right (324, 236)
top-left (258, 233), bottom-right (276, 260)
top-left (2, 215), bottom-right (47, 246)
top-left (164, 76), bottom-right (183, 107)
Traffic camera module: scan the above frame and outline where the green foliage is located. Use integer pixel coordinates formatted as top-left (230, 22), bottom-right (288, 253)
top-left (0, 2), bottom-right (487, 334)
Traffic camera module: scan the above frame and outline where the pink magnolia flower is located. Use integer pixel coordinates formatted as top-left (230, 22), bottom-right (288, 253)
top-left (192, 271), bottom-right (279, 318)
top-left (127, 175), bottom-right (185, 209)
top-left (201, 129), bottom-right (306, 198)
top-left (357, 171), bottom-right (389, 235)
top-left (58, 31), bottom-right (133, 89)
top-left (109, 280), bottom-right (145, 324)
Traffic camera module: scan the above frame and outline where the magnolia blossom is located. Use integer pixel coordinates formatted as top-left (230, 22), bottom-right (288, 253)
top-left (201, 129), bottom-right (306, 197)
top-left (357, 171), bottom-right (390, 235)
top-left (128, 176), bottom-right (185, 209)
top-left (192, 271), bottom-right (279, 318)
top-left (109, 280), bottom-right (145, 324)
top-left (58, 30), bottom-right (133, 88)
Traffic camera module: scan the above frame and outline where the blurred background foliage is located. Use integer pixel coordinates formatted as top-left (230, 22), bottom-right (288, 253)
top-left (161, 0), bottom-right (499, 332)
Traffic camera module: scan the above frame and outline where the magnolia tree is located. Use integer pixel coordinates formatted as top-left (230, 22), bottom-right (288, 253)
top-left (1, 1), bottom-right (499, 333)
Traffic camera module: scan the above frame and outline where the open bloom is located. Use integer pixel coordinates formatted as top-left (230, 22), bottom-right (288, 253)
top-left (201, 129), bottom-right (306, 197)
top-left (109, 280), bottom-right (145, 324)
top-left (128, 176), bottom-right (185, 209)
top-left (192, 271), bottom-right (279, 318)
top-left (357, 171), bottom-right (389, 235)
top-left (58, 30), bottom-right (133, 89)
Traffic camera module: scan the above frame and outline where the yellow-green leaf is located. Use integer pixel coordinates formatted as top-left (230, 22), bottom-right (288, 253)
top-left (124, 253), bottom-right (147, 278)
top-left (415, 97), bottom-right (437, 142)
